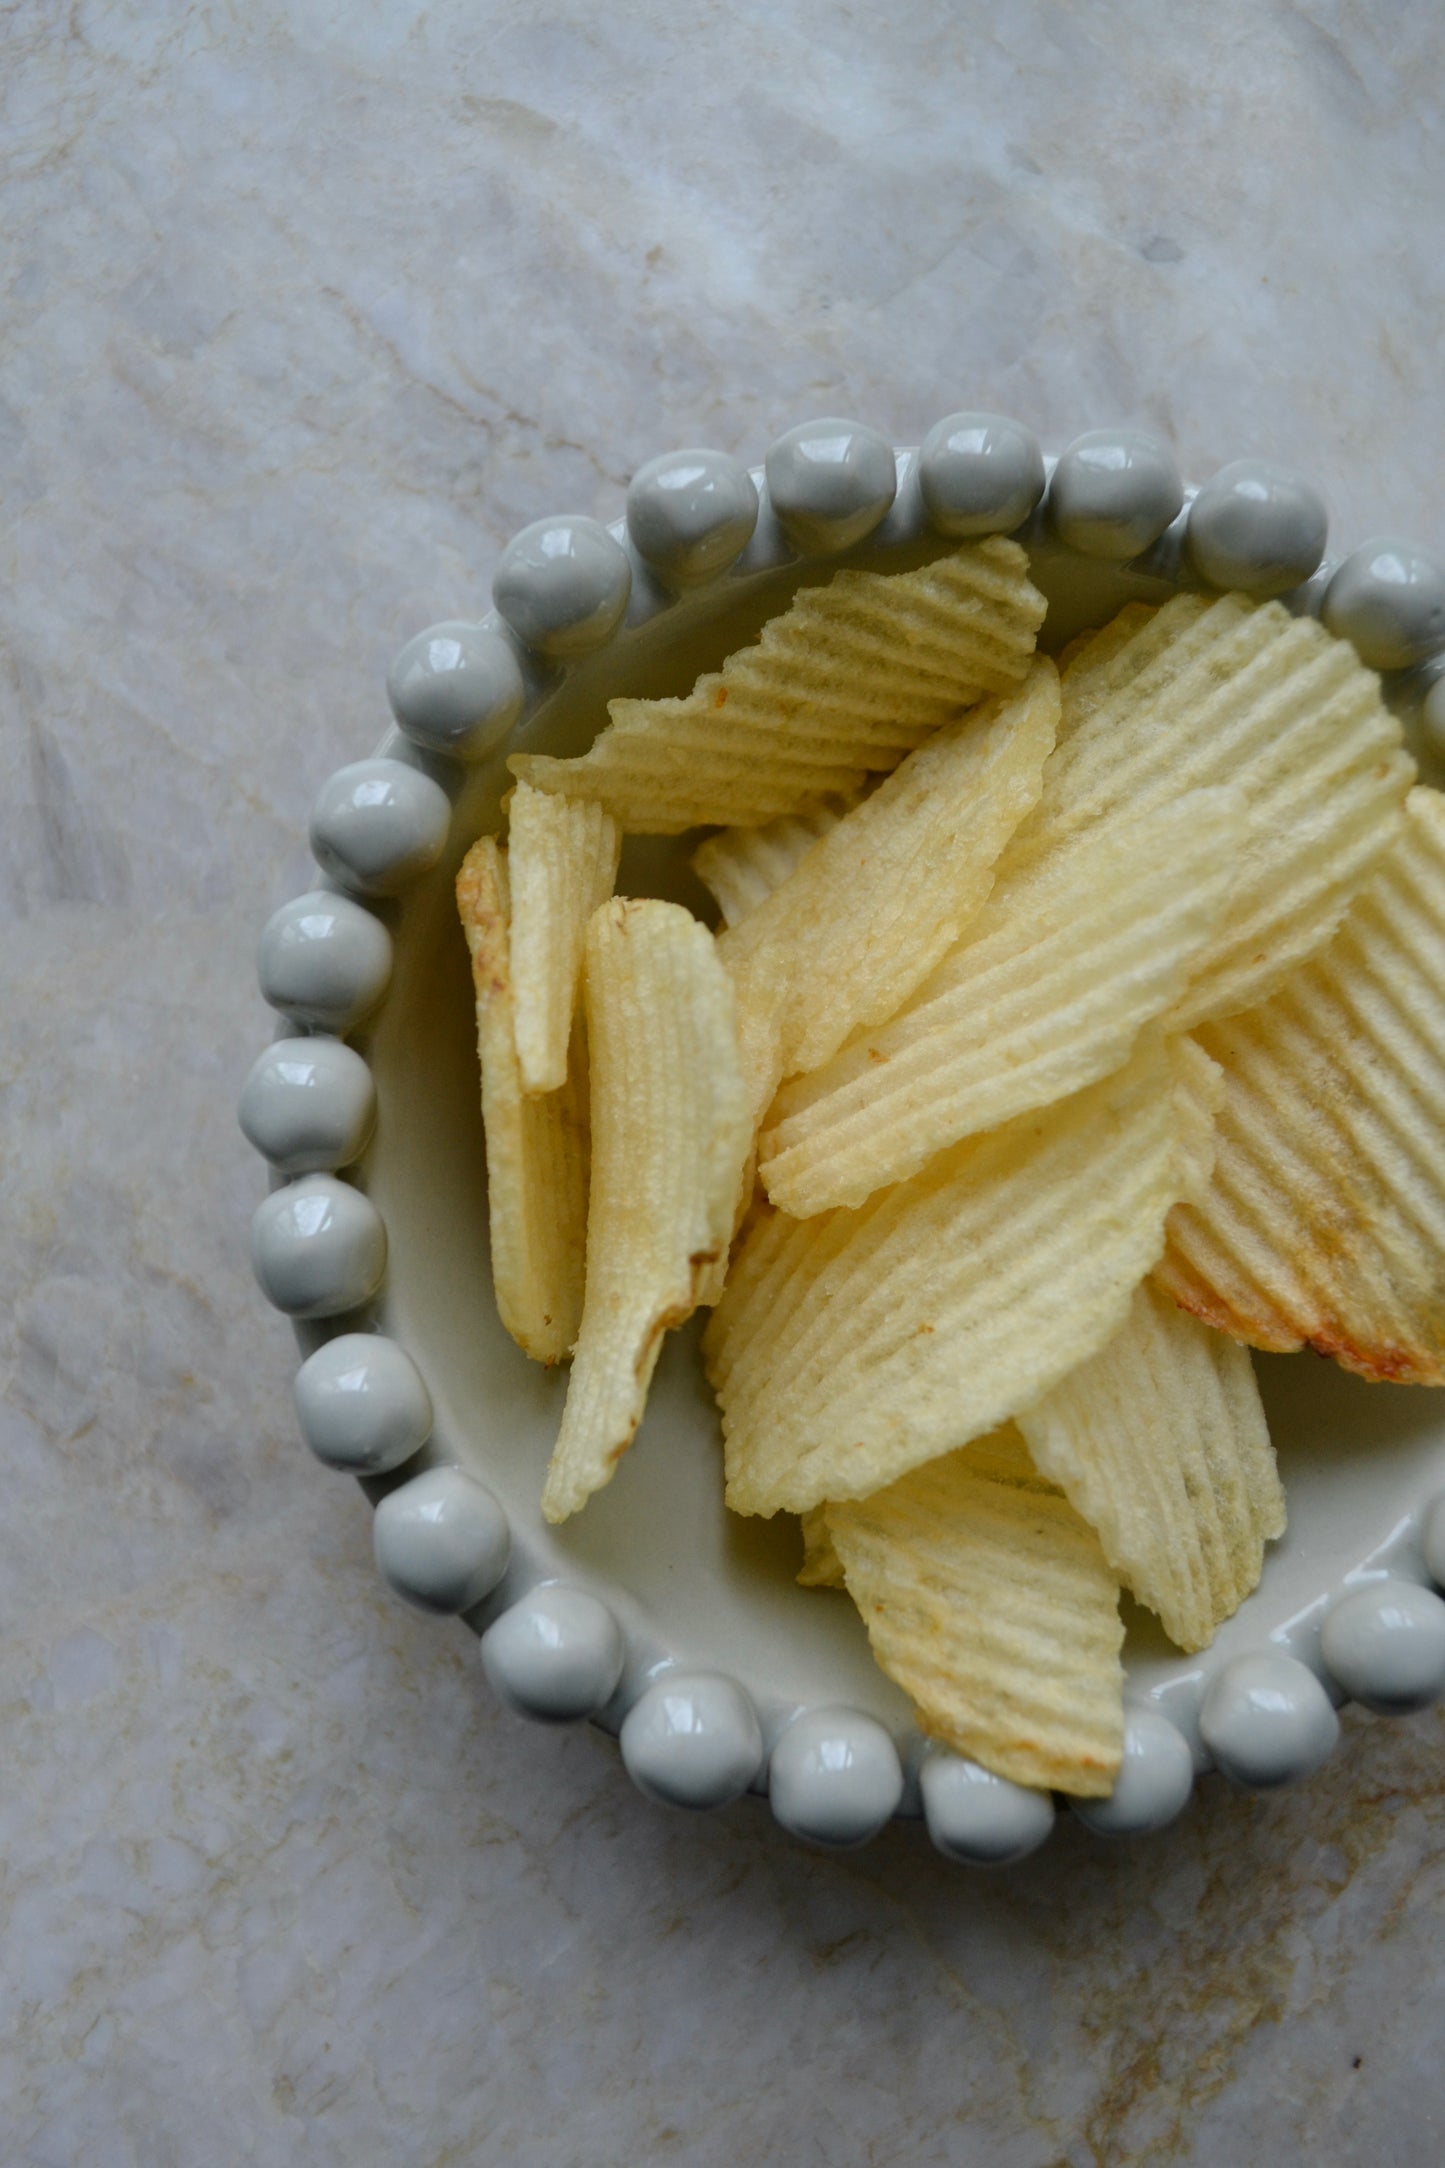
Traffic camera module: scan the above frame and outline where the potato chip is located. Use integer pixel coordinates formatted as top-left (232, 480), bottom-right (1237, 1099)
top-left (456, 838), bottom-right (588, 1364)
top-left (760, 786), bottom-right (1242, 1215)
top-left (509, 539), bottom-right (1047, 832)
top-left (1157, 787), bottom-right (1445, 1383)
top-left (692, 792), bottom-right (859, 929)
top-left (1000, 593), bottom-right (1414, 1024)
top-left (1053, 601), bottom-right (1155, 681)
top-left (541, 899), bottom-right (751, 1523)
top-left (507, 782), bottom-right (620, 1093)
top-left (796, 1504), bottom-right (845, 1589)
top-left (706, 1030), bottom-right (1222, 1517)
top-left (1017, 1280), bottom-right (1285, 1652)
top-left (1170, 1030), bottom-right (1227, 1209)
top-left (827, 1427), bottom-right (1124, 1796)
top-left (718, 657), bottom-right (1059, 1129)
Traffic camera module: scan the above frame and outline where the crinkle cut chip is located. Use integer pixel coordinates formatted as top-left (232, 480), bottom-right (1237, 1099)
top-left (509, 539), bottom-right (1047, 832)
top-left (1157, 787), bottom-right (1445, 1385)
top-left (1018, 1280), bottom-right (1285, 1653)
top-left (707, 1031), bottom-right (1222, 1517)
top-left (827, 1427), bottom-right (1125, 1797)
top-left (541, 899), bottom-right (751, 1523)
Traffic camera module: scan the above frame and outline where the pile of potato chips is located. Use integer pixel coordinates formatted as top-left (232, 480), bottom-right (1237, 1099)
top-left (458, 535), bottom-right (1444, 1799)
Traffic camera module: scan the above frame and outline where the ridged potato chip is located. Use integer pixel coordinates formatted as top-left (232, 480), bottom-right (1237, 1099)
top-left (1001, 593), bottom-right (1414, 1024)
top-left (1054, 601), bottom-right (1155, 681)
top-left (760, 786), bottom-right (1241, 1215)
top-left (541, 899), bottom-right (751, 1523)
top-left (719, 657), bottom-right (1059, 1128)
top-left (796, 1504), bottom-right (845, 1589)
top-left (706, 1030), bottom-right (1222, 1517)
top-left (1018, 1280), bottom-right (1285, 1652)
top-left (1157, 787), bottom-right (1445, 1383)
top-left (456, 838), bottom-right (588, 1364)
top-left (509, 540), bottom-right (1047, 832)
top-left (692, 793), bottom-right (859, 929)
top-left (827, 1427), bottom-right (1124, 1796)
top-left (507, 782), bottom-right (620, 1094)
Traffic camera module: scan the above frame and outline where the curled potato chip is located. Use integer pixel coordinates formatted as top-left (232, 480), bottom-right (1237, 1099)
top-left (456, 838), bottom-right (588, 1364)
top-left (796, 1504), bottom-right (845, 1589)
top-left (719, 657), bottom-right (1059, 1129)
top-left (827, 1427), bottom-right (1124, 1796)
top-left (507, 782), bottom-right (620, 1094)
top-left (706, 1030), bottom-right (1222, 1517)
top-left (692, 792), bottom-right (859, 929)
top-left (509, 540), bottom-right (1047, 832)
top-left (1157, 787), bottom-right (1445, 1383)
top-left (761, 785), bottom-right (1241, 1214)
top-left (1002, 594), bottom-right (1414, 1024)
top-left (541, 899), bottom-right (751, 1523)
top-left (1018, 1280), bottom-right (1285, 1653)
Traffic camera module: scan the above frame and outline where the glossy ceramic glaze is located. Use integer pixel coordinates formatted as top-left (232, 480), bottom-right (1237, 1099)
top-left (492, 515), bottom-right (633, 659)
top-left (292, 1332), bottom-right (434, 1476)
top-left (625, 449), bottom-right (759, 588)
top-left (256, 889), bottom-right (394, 1032)
top-left (250, 1172), bottom-right (387, 1320)
top-left (1323, 538), bottom-right (1445, 671)
top-left (481, 1585), bottom-right (626, 1723)
top-left (1048, 426), bottom-right (1183, 559)
top-left (309, 758), bottom-right (452, 898)
top-left (372, 1465), bottom-right (512, 1616)
top-left (244, 416), bottom-right (1445, 1861)
top-left (386, 620), bottom-right (526, 762)
top-left (620, 1672), bottom-right (765, 1810)
top-left (917, 412), bottom-right (1046, 539)
top-left (1185, 459), bottom-right (1329, 597)
top-left (767, 1707), bottom-right (905, 1849)
top-left (763, 418), bottom-right (898, 555)
top-left (238, 1036), bottom-right (376, 1174)
top-left (918, 1750), bottom-right (1057, 1866)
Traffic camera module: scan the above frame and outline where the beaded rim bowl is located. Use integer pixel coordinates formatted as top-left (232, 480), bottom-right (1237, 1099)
top-left (241, 416), bottom-right (1445, 1863)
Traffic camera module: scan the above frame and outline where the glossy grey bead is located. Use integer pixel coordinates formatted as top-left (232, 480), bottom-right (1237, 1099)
top-left (1050, 428), bottom-right (1184, 559)
top-left (373, 1466), bottom-right (511, 1615)
top-left (386, 620), bottom-right (525, 761)
top-left (764, 418), bottom-right (897, 555)
top-left (492, 516), bottom-right (632, 660)
top-left (1323, 538), bottom-right (1445, 671)
top-left (249, 1173), bottom-right (387, 1319)
top-left (626, 449), bottom-right (759, 587)
top-left (238, 1036), bottom-right (376, 1174)
top-left (309, 758), bottom-right (451, 898)
top-left (619, 1672), bottom-right (763, 1811)
top-left (257, 890), bottom-right (393, 1032)
top-left (767, 1707), bottom-right (903, 1849)
top-left (918, 412), bottom-right (1046, 538)
top-left (481, 1586), bottom-right (625, 1722)
top-left (1320, 1581), bottom-right (1445, 1715)
top-left (1071, 1708), bottom-right (1195, 1837)
top-left (1187, 460), bottom-right (1329, 596)
top-left (293, 1332), bottom-right (432, 1476)
top-left (1199, 1652), bottom-right (1340, 1790)
top-left (919, 1752), bottom-right (1054, 1865)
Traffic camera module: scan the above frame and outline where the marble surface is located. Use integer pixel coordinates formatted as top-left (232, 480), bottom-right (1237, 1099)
top-left (3, 3), bottom-right (1444, 2160)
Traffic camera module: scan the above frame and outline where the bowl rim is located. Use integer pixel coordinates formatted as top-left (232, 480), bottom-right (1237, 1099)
top-left (244, 420), bottom-right (1445, 1862)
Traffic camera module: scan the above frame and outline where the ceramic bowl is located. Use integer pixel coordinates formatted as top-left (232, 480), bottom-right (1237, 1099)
top-left (242, 417), bottom-right (1445, 1862)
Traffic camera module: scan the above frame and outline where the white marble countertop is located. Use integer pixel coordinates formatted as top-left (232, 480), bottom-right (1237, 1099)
top-left (3, 3), bottom-right (1443, 2160)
